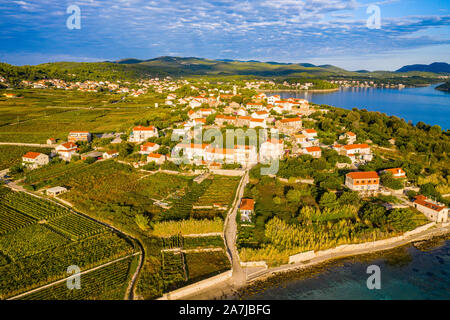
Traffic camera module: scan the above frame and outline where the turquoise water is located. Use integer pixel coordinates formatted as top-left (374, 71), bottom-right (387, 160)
top-left (242, 239), bottom-right (450, 300)
top-left (270, 84), bottom-right (450, 130)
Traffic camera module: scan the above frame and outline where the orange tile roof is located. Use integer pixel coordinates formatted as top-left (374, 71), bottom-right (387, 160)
top-left (343, 143), bottom-right (370, 150)
top-left (414, 195), bottom-right (446, 212)
top-left (280, 117), bottom-right (301, 123)
top-left (133, 126), bottom-right (155, 131)
top-left (147, 153), bottom-right (163, 158)
top-left (346, 131), bottom-right (356, 136)
top-left (384, 168), bottom-right (406, 176)
top-left (305, 146), bottom-right (321, 152)
top-left (61, 142), bottom-right (77, 149)
top-left (23, 151), bottom-right (42, 159)
top-left (304, 129), bottom-right (317, 133)
top-left (240, 198), bottom-right (255, 211)
top-left (346, 171), bottom-right (379, 179)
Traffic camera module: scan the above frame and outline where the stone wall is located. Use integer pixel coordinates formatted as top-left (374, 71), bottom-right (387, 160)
top-left (158, 270), bottom-right (232, 300)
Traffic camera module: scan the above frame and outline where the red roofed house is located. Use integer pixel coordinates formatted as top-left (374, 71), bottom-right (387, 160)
top-left (140, 142), bottom-right (160, 155)
top-left (239, 198), bottom-right (255, 222)
top-left (276, 117), bottom-right (302, 133)
top-left (345, 171), bottom-right (380, 192)
top-left (302, 129), bottom-right (318, 140)
top-left (413, 195), bottom-right (448, 222)
top-left (129, 126), bottom-right (158, 143)
top-left (260, 139), bottom-right (284, 161)
top-left (303, 146), bottom-right (321, 158)
top-left (251, 110), bottom-right (270, 119)
top-left (249, 117), bottom-right (266, 128)
top-left (147, 153), bottom-right (166, 165)
top-left (339, 131), bottom-right (357, 144)
top-left (341, 144), bottom-right (373, 163)
top-left (103, 150), bottom-right (119, 159)
top-left (22, 152), bottom-right (49, 169)
top-left (215, 115), bottom-right (236, 126)
top-left (56, 142), bottom-right (78, 161)
top-left (68, 131), bottom-right (92, 142)
top-left (383, 168), bottom-right (406, 179)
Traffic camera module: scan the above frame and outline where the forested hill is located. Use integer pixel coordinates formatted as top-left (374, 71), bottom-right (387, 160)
top-left (436, 81), bottom-right (450, 92)
top-left (396, 62), bottom-right (450, 74)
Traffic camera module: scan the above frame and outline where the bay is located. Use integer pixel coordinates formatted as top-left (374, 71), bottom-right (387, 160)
top-left (266, 83), bottom-right (450, 130)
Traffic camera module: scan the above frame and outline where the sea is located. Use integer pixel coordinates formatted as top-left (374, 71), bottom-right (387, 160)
top-left (241, 238), bottom-right (449, 300)
top-left (266, 83), bottom-right (450, 130)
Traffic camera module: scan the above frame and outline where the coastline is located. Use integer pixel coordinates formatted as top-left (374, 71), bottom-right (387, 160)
top-left (176, 223), bottom-right (450, 300)
top-left (256, 88), bottom-right (340, 93)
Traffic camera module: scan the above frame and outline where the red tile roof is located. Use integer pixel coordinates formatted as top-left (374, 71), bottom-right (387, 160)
top-left (240, 198), bottom-right (255, 211)
top-left (343, 143), bottom-right (370, 150)
top-left (133, 126), bottom-right (155, 131)
top-left (413, 195), bottom-right (446, 212)
top-left (23, 151), bottom-right (42, 159)
top-left (346, 171), bottom-right (379, 179)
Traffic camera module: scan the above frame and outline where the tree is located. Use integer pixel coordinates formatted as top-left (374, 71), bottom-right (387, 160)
top-left (319, 192), bottom-right (337, 209)
top-left (359, 203), bottom-right (387, 228)
top-left (135, 214), bottom-right (150, 231)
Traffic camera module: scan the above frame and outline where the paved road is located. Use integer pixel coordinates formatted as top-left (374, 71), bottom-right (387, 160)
top-left (223, 170), bottom-right (249, 287)
top-left (0, 142), bottom-right (54, 148)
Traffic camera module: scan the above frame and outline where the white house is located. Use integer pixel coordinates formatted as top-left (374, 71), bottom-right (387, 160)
top-left (103, 150), bottom-right (119, 159)
top-left (22, 152), bottom-right (49, 169)
top-left (140, 142), bottom-right (160, 154)
top-left (339, 131), bottom-right (357, 144)
top-left (239, 198), bottom-right (255, 222)
top-left (260, 139), bottom-right (284, 161)
top-left (302, 146), bottom-right (321, 158)
top-left (413, 195), bottom-right (448, 223)
top-left (129, 126), bottom-right (158, 143)
top-left (56, 142), bottom-right (78, 161)
top-left (147, 153), bottom-right (166, 165)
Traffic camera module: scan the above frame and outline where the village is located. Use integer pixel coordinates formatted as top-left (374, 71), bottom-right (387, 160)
top-left (15, 86), bottom-right (449, 225)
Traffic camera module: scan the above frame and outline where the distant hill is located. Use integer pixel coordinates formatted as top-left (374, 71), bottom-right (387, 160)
top-left (396, 62), bottom-right (450, 74)
top-left (0, 56), bottom-right (446, 85)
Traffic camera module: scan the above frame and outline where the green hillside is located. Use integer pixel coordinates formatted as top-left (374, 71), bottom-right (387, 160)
top-left (0, 56), bottom-right (445, 84)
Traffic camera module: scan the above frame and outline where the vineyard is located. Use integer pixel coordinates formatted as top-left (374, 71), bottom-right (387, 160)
top-left (19, 256), bottom-right (138, 300)
top-left (194, 175), bottom-right (240, 207)
top-left (0, 186), bottom-right (137, 300)
top-left (184, 250), bottom-right (231, 284)
top-left (161, 251), bottom-right (187, 291)
top-left (0, 145), bottom-right (52, 170)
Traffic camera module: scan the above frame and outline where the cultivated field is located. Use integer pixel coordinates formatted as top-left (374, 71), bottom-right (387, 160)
top-left (0, 186), bottom-right (137, 300)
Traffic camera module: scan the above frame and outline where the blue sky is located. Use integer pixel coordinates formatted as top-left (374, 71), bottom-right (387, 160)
top-left (0, 0), bottom-right (449, 70)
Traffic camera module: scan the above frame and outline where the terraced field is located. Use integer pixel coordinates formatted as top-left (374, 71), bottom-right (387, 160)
top-left (19, 256), bottom-right (138, 300)
top-left (0, 186), bottom-right (137, 300)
